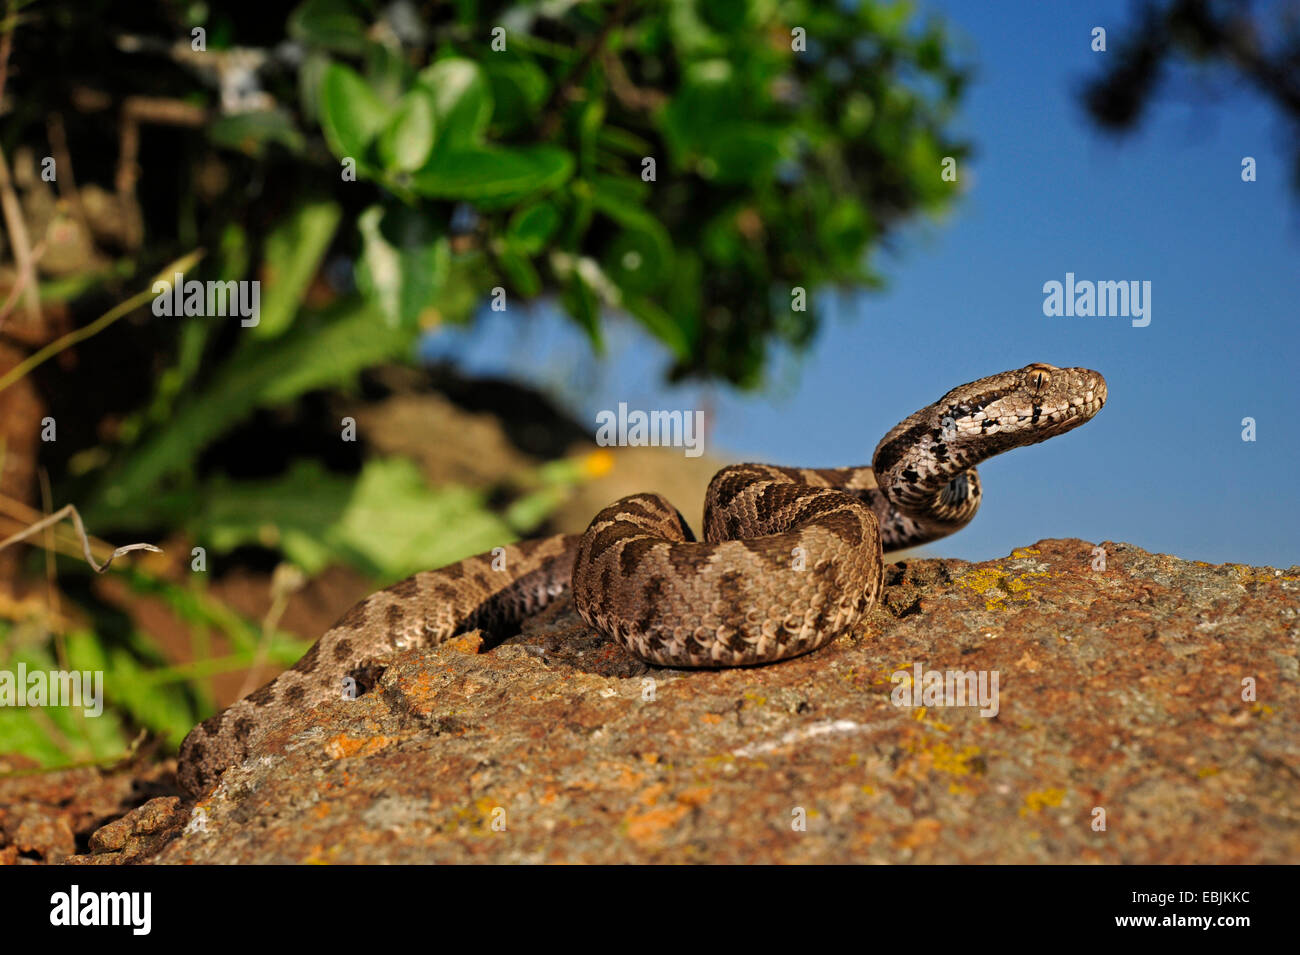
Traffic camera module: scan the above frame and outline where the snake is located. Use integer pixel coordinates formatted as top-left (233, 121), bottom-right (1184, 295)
top-left (177, 362), bottom-right (1107, 795)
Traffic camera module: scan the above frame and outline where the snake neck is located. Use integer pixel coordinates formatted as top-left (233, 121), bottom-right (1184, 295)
top-left (870, 362), bottom-right (1108, 548)
top-left (712, 465), bottom-right (976, 553)
top-left (866, 469), bottom-right (982, 553)
top-left (867, 402), bottom-right (987, 544)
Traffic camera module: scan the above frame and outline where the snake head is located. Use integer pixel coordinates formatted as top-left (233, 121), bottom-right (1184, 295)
top-left (946, 362), bottom-right (1107, 444)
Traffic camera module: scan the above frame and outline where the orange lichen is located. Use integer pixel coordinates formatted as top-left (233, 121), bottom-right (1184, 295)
top-left (323, 734), bottom-right (397, 760)
top-left (895, 818), bottom-right (942, 849)
top-left (623, 785), bottom-right (712, 847)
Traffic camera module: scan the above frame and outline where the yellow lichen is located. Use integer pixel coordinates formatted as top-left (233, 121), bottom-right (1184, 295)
top-left (304, 843), bottom-right (341, 864)
top-left (956, 564), bottom-right (1049, 612)
top-left (899, 735), bottom-right (982, 780)
top-left (1020, 787), bottom-right (1067, 816)
top-left (911, 707), bottom-right (954, 732)
top-left (930, 742), bottom-right (981, 776)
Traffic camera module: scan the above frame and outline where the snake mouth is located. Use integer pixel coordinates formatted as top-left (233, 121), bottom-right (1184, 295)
top-left (1046, 366), bottom-right (1106, 420)
top-left (1072, 370), bottom-right (1108, 418)
top-left (1049, 392), bottom-right (1106, 433)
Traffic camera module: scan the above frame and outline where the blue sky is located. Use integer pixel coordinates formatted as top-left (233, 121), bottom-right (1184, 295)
top-left (426, 0), bottom-right (1299, 568)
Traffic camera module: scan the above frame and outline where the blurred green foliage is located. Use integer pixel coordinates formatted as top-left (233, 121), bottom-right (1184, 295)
top-left (0, 0), bottom-right (968, 767)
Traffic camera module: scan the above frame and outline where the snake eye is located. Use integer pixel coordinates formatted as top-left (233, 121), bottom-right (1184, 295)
top-left (1031, 370), bottom-right (1049, 392)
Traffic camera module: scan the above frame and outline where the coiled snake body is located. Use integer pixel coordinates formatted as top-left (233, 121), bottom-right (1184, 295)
top-left (178, 362), bottom-right (1107, 795)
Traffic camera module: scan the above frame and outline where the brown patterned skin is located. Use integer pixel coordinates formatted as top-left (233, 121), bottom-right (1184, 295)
top-left (177, 534), bottom-right (580, 796)
top-left (178, 362), bottom-right (1106, 795)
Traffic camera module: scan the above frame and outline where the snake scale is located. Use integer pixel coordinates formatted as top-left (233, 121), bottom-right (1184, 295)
top-left (178, 362), bottom-right (1107, 795)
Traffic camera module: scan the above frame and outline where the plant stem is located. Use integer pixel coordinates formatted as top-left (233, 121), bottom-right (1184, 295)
top-left (0, 249), bottom-right (203, 395)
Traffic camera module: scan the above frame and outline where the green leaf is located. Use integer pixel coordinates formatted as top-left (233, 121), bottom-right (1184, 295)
top-left (208, 109), bottom-right (306, 156)
top-left (365, 39), bottom-right (412, 106)
top-left (186, 457), bottom-right (519, 582)
top-left (561, 268), bottom-right (603, 350)
top-left (590, 182), bottom-right (673, 292)
top-left (378, 88), bottom-right (437, 173)
top-left (254, 199), bottom-right (342, 338)
top-left (605, 228), bottom-right (668, 294)
top-left (625, 297), bottom-right (692, 359)
top-left (95, 643), bottom-right (200, 748)
top-left (700, 123), bottom-right (788, 183)
top-left (298, 50), bottom-right (332, 125)
top-left (189, 459), bottom-right (352, 575)
top-left (418, 58), bottom-right (492, 150)
top-left (481, 57), bottom-right (550, 132)
top-left (331, 458), bottom-right (513, 581)
top-left (576, 97), bottom-right (605, 172)
top-left (506, 201), bottom-right (560, 255)
top-left (496, 245), bottom-right (541, 297)
top-left (410, 145), bottom-right (573, 200)
top-left (436, 254), bottom-right (497, 325)
top-left (663, 250), bottom-right (703, 346)
top-left (288, 0), bottom-right (369, 54)
top-left (0, 640), bottom-right (128, 766)
top-left (91, 302), bottom-right (418, 512)
top-left (356, 204), bottom-right (450, 328)
top-left (661, 60), bottom-right (738, 153)
top-left (318, 62), bottom-right (390, 164)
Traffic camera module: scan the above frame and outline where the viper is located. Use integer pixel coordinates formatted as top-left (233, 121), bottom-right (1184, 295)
top-left (178, 362), bottom-right (1107, 795)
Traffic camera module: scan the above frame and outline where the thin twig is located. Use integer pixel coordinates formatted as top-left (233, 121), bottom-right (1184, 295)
top-left (0, 503), bottom-right (160, 573)
top-left (37, 467), bottom-right (68, 670)
top-left (0, 0), bottom-right (16, 107)
top-left (0, 490), bottom-right (122, 564)
top-left (116, 97), bottom-right (206, 251)
top-left (235, 563), bottom-right (304, 699)
top-left (0, 144), bottom-right (42, 325)
top-left (603, 48), bottom-right (667, 112)
top-left (538, 0), bottom-right (639, 138)
top-left (0, 237), bottom-right (46, 329)
top-left (0, 248), bottom-right (202, 394)
top-left (46, 112), bottom-right (94, 243)
top-left (0, 0), bottom-right (38, 323)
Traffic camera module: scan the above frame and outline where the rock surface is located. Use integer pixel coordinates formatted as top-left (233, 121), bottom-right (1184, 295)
top-left (70, 539), bottom-right (1300, 863)
top-left (0, 760), bottom-right (175, 864)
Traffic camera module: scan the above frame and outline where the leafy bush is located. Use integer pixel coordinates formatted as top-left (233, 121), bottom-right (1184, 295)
top-left (0, 0), bottom-right (969, 767)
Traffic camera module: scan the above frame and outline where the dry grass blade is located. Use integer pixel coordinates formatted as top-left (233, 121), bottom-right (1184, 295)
top-left (0, 503), bottom-right (161, 573)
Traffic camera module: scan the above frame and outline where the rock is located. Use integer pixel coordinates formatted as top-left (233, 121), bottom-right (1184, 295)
top-left (0, 762), bottom-right (174, 864)
top-left (77, 796), bottom-right (187, 864)
top-left (130, 540), bottom-right (1299, 862)
top-left (6, 808), bottom-right (76, 863)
